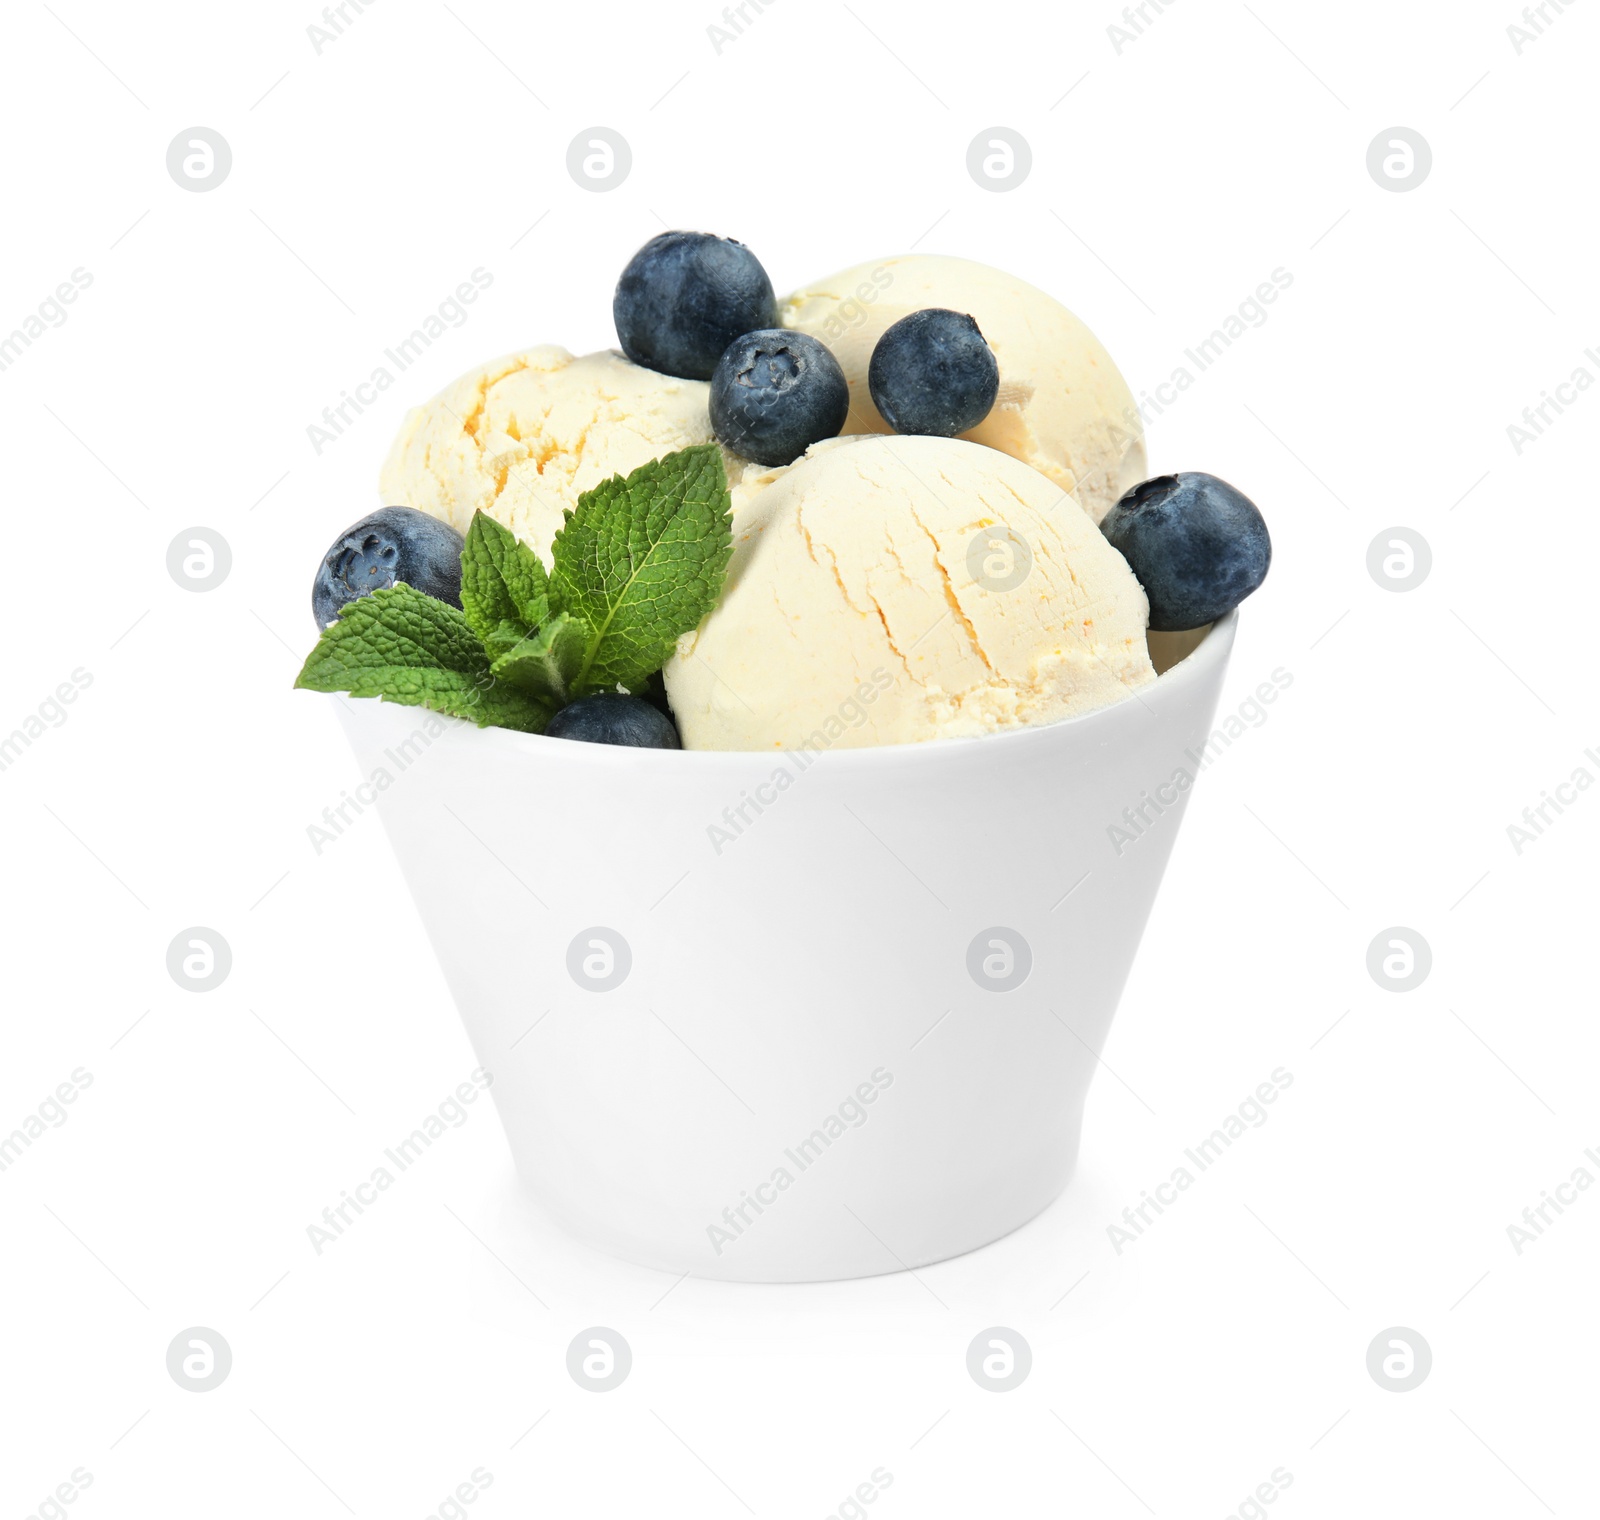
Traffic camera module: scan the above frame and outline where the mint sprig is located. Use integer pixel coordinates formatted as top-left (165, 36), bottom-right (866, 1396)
top-left (294, 445), bottom-right (732, 733)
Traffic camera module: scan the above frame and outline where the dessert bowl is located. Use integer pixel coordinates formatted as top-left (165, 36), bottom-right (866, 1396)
top-left (332, 614), bottom-right (1236, 1282)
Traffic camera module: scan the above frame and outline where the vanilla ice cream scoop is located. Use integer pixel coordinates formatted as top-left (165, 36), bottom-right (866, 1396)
top-left (781, 256), bottom-right (1145, 523)
top-left (379, 346), bottom-right (730, 564)
top-left (664, 435), bottom-right (1155, 750)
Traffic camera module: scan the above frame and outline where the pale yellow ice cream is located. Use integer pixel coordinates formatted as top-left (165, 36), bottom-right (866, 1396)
top-left (664, 435), bottom-right (1155, 751)
top-left (781, 255), bottom-right (1145, 523)
top-left (379, 346), bottom-right (728, 565)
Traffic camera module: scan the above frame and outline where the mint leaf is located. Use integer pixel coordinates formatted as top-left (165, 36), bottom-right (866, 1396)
top-left (482, 617), bottom-right (532, 663)
top-left (459, 510), bottom-right (552, 643)
top-left (489, 612), bottom-right (591, 709)
top-left (549, 444), bottom-right (732, 697)
top-left (295, 584), bottom-right (551, 732)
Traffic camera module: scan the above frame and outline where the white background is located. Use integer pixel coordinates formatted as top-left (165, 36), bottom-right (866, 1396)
top-left (3, 1), bottom-right (1597, 1515)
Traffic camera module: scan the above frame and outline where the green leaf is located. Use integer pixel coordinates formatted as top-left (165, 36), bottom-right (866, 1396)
top-left (295, 584), bottom-right (551, 732)
top-left (548, 444), bottom-right (733, 697)
top-left (459, 510), bottom-right (552, 643)
top-left (481, 618), bottom-right (532, 663)
top-left (489, 612), bottom-right (592, 709)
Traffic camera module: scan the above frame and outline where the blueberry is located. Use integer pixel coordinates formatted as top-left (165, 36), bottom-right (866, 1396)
top-left (1099, 473), bottom-right (1271, 632)
top-left (312, 506), bottom-right (464, 629)
top-left (545, 695), bottom-right (682, 749)
top-left (709, 330), bottom-right (849, 467)
top-left (867, 308), bottom-right (999, 437)
top-left (614, 231), bottom-right (777, 380)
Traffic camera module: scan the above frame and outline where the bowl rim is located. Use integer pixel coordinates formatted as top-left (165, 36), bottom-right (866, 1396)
top-left (335, 611), bottom-right (1237, 770)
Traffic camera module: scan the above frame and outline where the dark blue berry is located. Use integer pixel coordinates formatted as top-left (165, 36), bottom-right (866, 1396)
top-left (614, 231), bottom-right (777, 380)
top-left (312, 507), bottom-right (464, 629)
top-left (709, 330), bottom-right (849, 467)
top-left (1099, 473), bottom-right (1271, 632)
top-left (545, 695), bottom-right (681, 749)
top-left (867, 308), bottom-right (999, 437)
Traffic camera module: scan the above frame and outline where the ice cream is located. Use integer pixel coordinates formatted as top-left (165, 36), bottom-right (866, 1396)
top-left (304, 230), bottom-right (1275, 760)
top-left (663, 435), bottom-right (1156, 750)
top-left (780, 255), bottom-right (1145, 523)
top-left (379, 346), bottom-right (729, 564)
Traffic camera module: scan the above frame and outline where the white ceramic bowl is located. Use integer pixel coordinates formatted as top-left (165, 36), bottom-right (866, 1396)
top-left (335, 614), bottom-right (1236, 1281)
